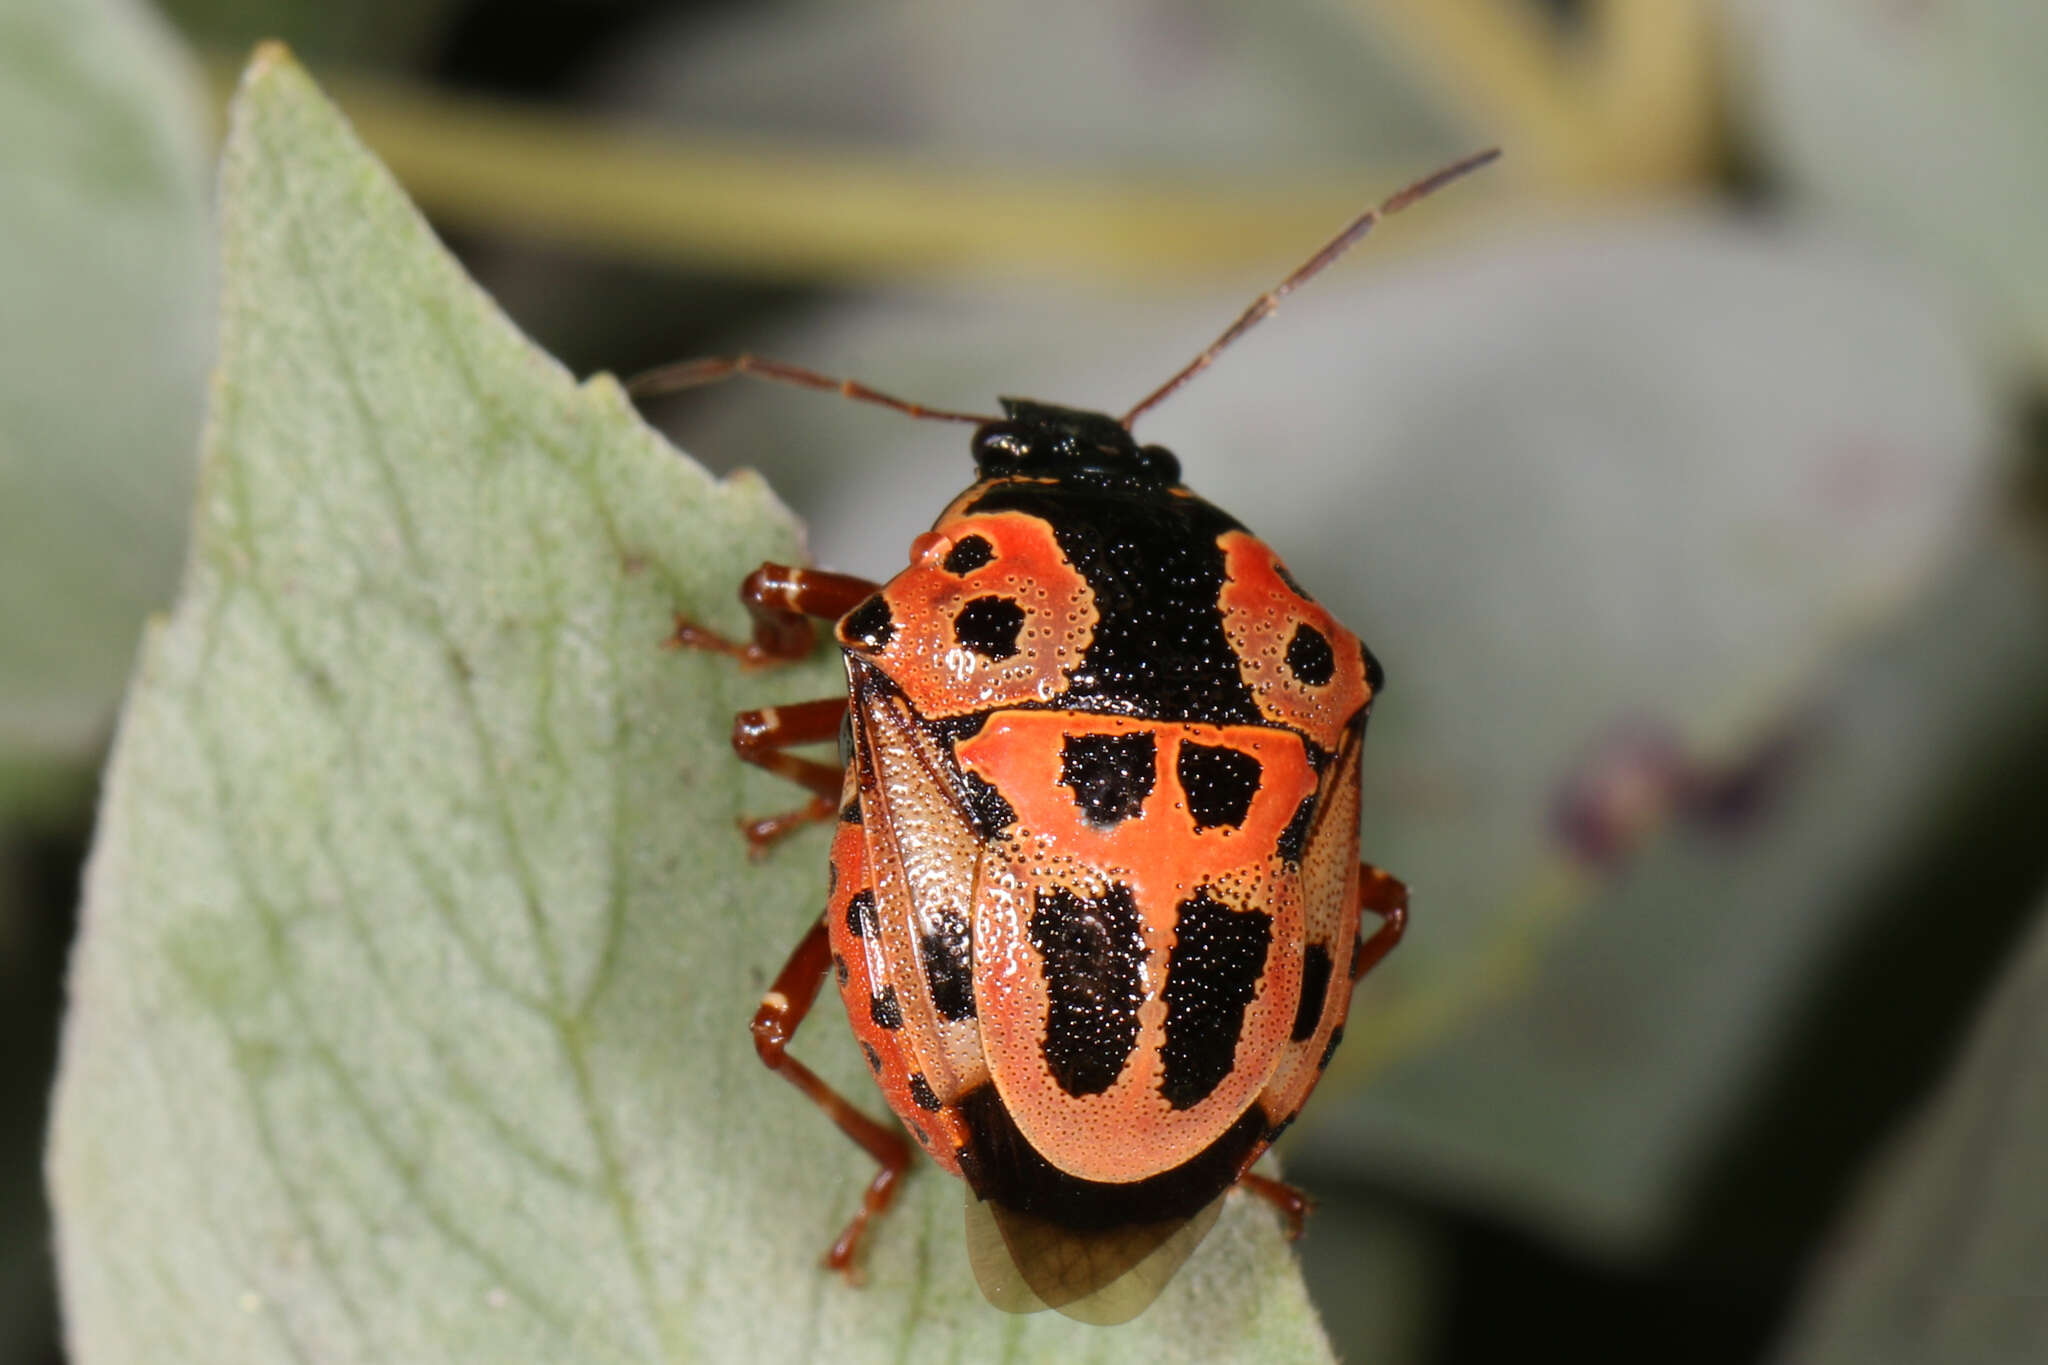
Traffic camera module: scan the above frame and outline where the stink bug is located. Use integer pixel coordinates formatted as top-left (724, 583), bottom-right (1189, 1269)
top-left (635, 148), bottom-right (1498, 1324)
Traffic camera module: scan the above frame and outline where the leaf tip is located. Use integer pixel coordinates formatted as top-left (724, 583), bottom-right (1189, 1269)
top-left (244, 38), bottom-right (296, 72)
top-left (580, 370), bottom-right (630, 408)
top-left (243, 39), bottom-right (297, 83)
top-left (230, 39), bottom-right (315, 132)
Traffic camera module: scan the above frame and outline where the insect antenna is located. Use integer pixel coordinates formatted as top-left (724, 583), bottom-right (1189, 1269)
top-left (627, 352), bottom-right (1000, 425)
top-left (1119, 147), bottom-right (1501, 430)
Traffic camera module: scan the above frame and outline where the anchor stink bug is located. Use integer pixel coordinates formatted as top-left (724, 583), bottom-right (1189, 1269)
top-left (637, 148), bottom-right (1498, 1324)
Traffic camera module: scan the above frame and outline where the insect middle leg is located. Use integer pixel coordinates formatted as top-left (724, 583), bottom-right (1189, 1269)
top-left (667, 563), bottom-right (878, 666)
top-left (1349, 862), bottom-right (1409, 982)
top-left (728, 696), bottom-right (848, 852)
top-left (752, 915), bottom-right (913, 1279)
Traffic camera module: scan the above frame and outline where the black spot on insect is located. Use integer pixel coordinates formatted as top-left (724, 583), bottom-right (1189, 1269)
top-left (845, 889), bottom-right (876, 939)
top-left (1304, 739), bottom-right (1333, 774)
top-left (958, 770), bottom-right (1016, 838)
top-left (861, 1042), bottom-right (882, 1074)
top-left (1029, 884), bottom-right (1146, 1097)
top-left (1263, 1110), bottom-right (1298, 1146)
top-left (1277, 794), bottom-right (1317, 865)
top-left (837, 709), bottom-right (855, 768)
top-left (908, 1073), bottom-right (943, 1111)
top-left (1361, 640), bottom-right (1385, 695)
top-left (942, 534), bottom-right (994, 575)
top-left (871, 986), bottom-right (904, 1030)
top-left (841, 594), bottom-right (895, 652)
top-left (1318, 1023), bottom-right (1346, 1071)
top-left (839, 800), bottom-right (863, 824)
top-left (921, 910), bottom-right (976, 1022)
top-left (912, 1124), bottom-right (932, 1146)
top-left (1059, 731), bottom-right (1156, 828)
top-left (1285, 623), bottom-right (1336, 686)
top-left (954, 595), bottom-right (1025, 661)
top-left (1159, 888), bottom-right (1273, 1110)
top-left (1177, 742), bottom-right (1262, 831)
top-left (926, 709), bottom-right (991, 748)
top-left (826, 861), bottom-right (838, 897)
top-left (833, 954), bottom-right (849, 987)
top-left (1274, 562), bottom-right (1315, 602)
top-left (1292, 944), bottom-right (1334, 1042)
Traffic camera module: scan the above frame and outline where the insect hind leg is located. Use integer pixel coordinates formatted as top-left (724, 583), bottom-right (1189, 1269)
top-left (752, 915), bottom-right (913, 1279)
top-left (1238, 1171), bottom-right (1314, 1240)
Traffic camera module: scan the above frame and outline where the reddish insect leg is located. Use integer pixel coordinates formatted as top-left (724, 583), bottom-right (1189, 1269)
top-left (1232, 866), bottom-right (1408, 1242)
top-left (1239, 1171), bottom-right (1315, 1240)
top-left (671, 560), bottom-right (869, 851)
top-left (752, 916), bottom-right (913, 1279)
top-left (728, 697), bottom-right (850, 853)
top-left (667, 563), bottom-right (878, 666)
top-left (1350, 862), bottom-right (1409, 981)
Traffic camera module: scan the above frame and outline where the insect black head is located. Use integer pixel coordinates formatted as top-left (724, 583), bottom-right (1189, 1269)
top-left (972, 399), bottom-right (1182, 486)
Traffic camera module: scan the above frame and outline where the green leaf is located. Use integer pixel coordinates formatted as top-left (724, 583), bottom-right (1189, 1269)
top-left (46, 47), bottom-right (1331, 1362)
top-left (0, 0), bottom-right (213, 819)
top-left (1776, 895), bottom-right (2048, 1365)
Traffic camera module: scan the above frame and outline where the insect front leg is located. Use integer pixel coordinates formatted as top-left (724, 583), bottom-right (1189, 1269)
top-left (668, 563), bottom-right (878, 666)
top-left (729, 696), bottom-right (849, 853)
top-left (752, 915), bottom-right (913, 1280)
top-left (1349, 863), bottom-right (1409, 982)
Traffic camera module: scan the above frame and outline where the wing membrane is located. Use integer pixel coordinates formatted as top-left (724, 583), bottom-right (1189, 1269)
top-left (964, 1191), bottom-right (1227, 1325)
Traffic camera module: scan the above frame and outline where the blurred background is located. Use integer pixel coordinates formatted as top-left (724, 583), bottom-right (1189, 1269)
top-left (5, 0), bottom-right (2047, 1360)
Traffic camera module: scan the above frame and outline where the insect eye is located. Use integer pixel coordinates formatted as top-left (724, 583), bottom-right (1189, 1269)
top-left (1134, 444), bottom-right (1181, 482)
top-left (971, 423), bottom-right (1029, 474)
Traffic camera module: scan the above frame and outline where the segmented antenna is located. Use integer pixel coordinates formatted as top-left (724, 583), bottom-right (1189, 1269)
top-left (627, 352), bottom-right (999, 425)
top-left (628, 149), bottom-right (1498, 433)
top-left (1119, 147), bottom-right (1501, 430)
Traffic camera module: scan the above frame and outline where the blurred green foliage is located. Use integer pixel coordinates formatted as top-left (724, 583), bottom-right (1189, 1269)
top-left (1778, 890), bottom-right (2048, 1365)
top-left (156, 0), bottom-right (452, 65)
top-left (0, 0), bottom-right (210, 824)
top-left (1729, 0), bottom-right (2048, 383)
top-left (1297, 528), bottom-right (2048, 1256)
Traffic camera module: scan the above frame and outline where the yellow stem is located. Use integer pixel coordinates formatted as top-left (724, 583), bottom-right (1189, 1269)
top-left (203, 52), bottom-right (1502, 286)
